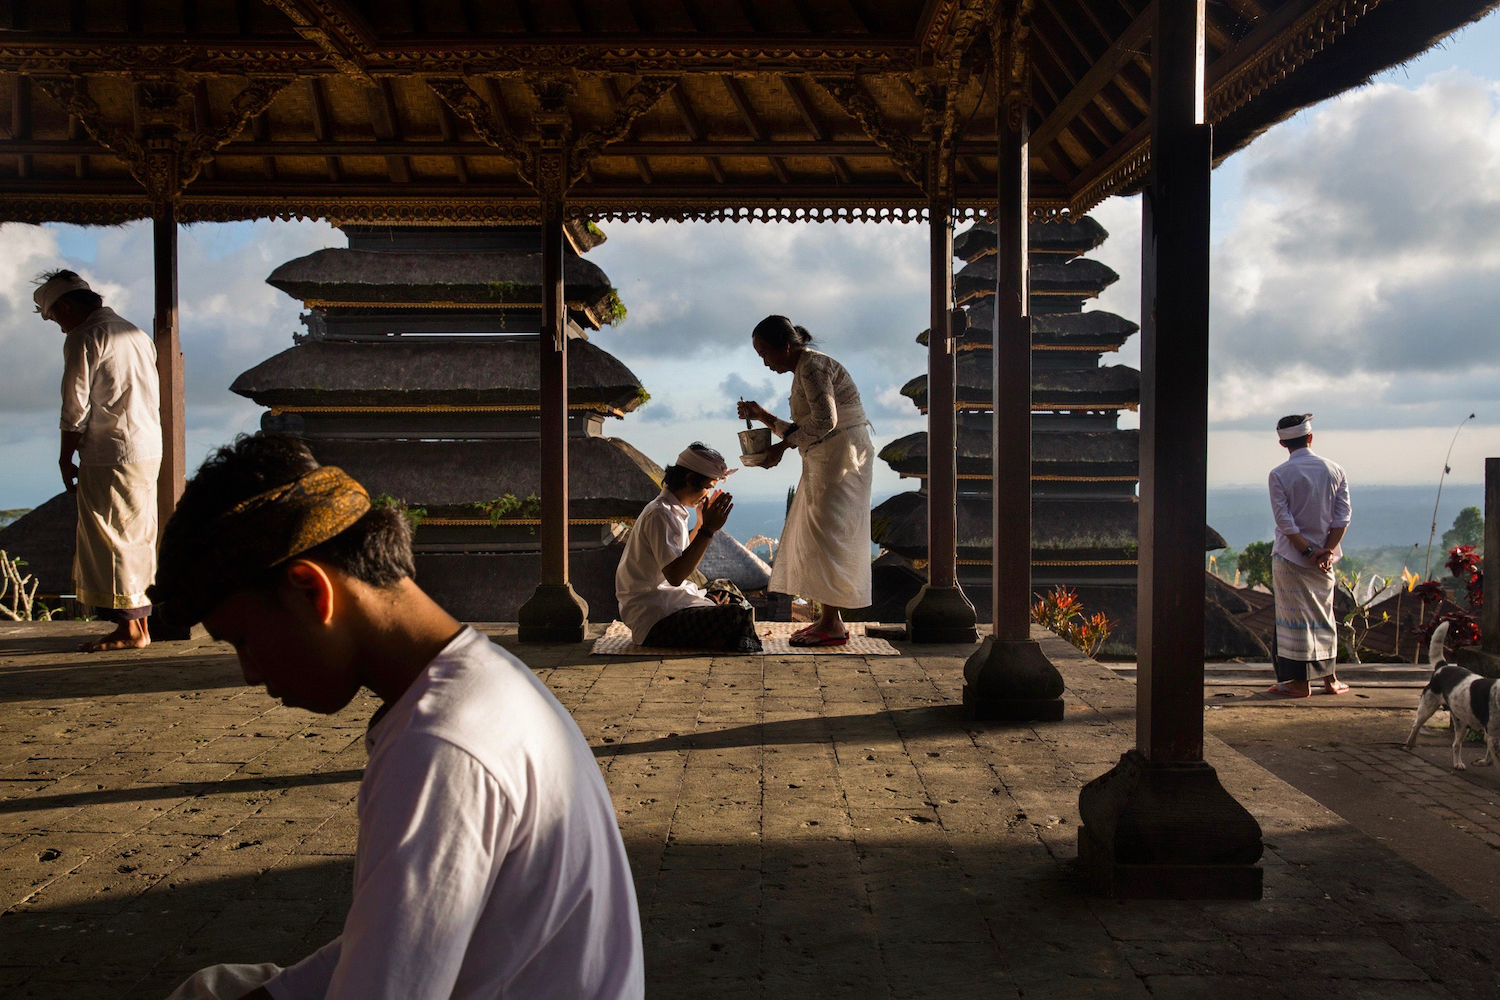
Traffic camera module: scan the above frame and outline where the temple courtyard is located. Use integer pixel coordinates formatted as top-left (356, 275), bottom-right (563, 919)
top-left (2, 622), bottom-right (1499, 999)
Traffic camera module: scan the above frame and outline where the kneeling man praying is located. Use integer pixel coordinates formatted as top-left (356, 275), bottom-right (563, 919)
top-left (152, 434), bottom-right (643, 1000)
top-left (615, 443), bottom-right (763, 652)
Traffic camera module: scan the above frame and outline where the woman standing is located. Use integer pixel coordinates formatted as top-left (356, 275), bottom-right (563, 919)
top-left (738, 315), bottom-right (872, 646)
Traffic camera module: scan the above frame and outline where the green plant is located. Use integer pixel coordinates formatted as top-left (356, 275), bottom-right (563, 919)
top-left (1030, 585), bottom-right (1114, 658)
top-left (485, 280), bottom-right (520, 302)
top-left (600, 289), bottom-right (628, 325)
top-left (372, 493), bottom-right (427, 528)
top-left (1443, 506), bottom-right (1485, 552)
top-left (1238, 541), bottom-right (1274, 591)
top-left (472, 493), bottom-right (542, 526)
top-left (1338, 571), bottom-right (1394, 664)
top-left (1, 551), bottom-right (59, 621)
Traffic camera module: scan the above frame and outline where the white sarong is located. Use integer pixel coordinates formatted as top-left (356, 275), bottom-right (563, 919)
top-left (770, 404), bottom-right (873, 609)
top-left (166, 963), bottom-right (281, 999)
top-left (74, 459), bottom-right (159, 611)
top-left (1272, 554), bottom-right (1338, 672)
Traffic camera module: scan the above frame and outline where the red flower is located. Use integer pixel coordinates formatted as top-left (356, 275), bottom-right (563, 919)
top-left (1446, 546), bottom-right (1482, 582)
top-left (1412, 580), bottom-right (1446, 605)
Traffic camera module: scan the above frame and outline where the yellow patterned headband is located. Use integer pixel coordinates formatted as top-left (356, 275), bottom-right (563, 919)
top-left (149, 466), bottom-right (371, 626)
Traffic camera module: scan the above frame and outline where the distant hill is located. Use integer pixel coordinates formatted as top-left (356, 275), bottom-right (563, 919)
top-left (0, 508), bottom-right (31, 529)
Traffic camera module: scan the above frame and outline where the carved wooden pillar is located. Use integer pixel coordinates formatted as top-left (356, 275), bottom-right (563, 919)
top-left (517, 143), bottom-right (588, 642)
top-left (907, 195), bottom-right (978, 643)
top-left (963, 2), bottom-right (1064, 718)
top-left (1077, 0), bottom-right (1263, 899)
top-left (1455, 456), bottom-right (1500, 673)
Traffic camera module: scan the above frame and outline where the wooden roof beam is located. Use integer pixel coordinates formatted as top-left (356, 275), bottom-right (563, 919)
top-left (573, 76), bottom-right (676, 185)
top-left (1031, 0), bottom-right (1153, 154)
top-left (428, 76), bottom-right (533, 181)
top-left (720, 75), bottom-right (790, 184)
top-left (260, 0), bottom-right (378, 81)
top-left (308, 77), bottom-right (342, 181)
top-left (431, 89), bottom-right (470, 184)
top-left (11, 76), bottom-right (32, 180)
top-left (666, 86), bottom-right (725, 184)
top-left (365, 79), bottom-right (410, 183)
top-left (815, 75), bottom-right (926, 187)
top-left (782, 76), bottom-right (852, 184)
top-left (1, 138), bottom-right (1007, 158)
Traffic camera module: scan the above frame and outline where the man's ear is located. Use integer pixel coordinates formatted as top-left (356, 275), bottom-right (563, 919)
top-left (283, 559), bottom-right (338, 625)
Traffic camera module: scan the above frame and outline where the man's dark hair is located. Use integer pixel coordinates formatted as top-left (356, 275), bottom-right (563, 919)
top-left (663, 465), bottom-right (714, 491)
top-left (36, 268), bottom-right (104, 314)
top-left (1277, 413), bottom-right (1311, 450)
top-left (167, 433), bottom-right (414, 608)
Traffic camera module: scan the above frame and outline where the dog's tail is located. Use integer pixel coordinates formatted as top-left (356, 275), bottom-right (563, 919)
top-left (1429, 621), bottom-right (1451, 667)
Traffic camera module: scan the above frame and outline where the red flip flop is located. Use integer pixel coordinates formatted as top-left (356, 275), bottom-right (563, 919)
top-left (1265, 682), bottom-right (1310, 699)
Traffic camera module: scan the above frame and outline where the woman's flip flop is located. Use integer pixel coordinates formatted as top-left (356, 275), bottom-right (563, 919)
top-left (1323, 680), bottom-right (1351, 695)
top-left (1265, 682), bottom-right (1310, 699)
top-left (789, 629), bottom-right (849, 647)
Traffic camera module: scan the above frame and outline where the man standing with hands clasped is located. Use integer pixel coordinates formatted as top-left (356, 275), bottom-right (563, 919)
top-left (1267, 413), bottom-right (1353, 698)
top-left (35, 269), bottom-right (161, 652)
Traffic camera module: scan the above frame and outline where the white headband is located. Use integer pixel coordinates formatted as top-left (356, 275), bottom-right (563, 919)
top-left (676, 445), bottom-right (734, 479)
top-left (1277, 415), bottom-right (1313, 440)
top-left (33, 274), bottom-right (92, 321)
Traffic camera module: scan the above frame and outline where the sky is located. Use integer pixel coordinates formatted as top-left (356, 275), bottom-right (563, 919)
top-left (2, 13), bottom-right (1498, 514)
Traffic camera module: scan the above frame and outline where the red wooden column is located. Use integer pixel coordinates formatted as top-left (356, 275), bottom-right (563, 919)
top-left (907, 197), bottom-right (978, 643)
top-left (1077, 0), bottom-right (1263, 899)
top-left (152, 201), bottom-right (185, 533)
top-left (962, 16), bottom-right (1064, 719)
top-left (517, 174), bottom-right (589, 642)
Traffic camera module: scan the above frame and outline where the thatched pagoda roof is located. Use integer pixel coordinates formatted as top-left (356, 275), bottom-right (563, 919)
top-left (918, 304), bottom-right (1138, 352)
top-left (952, 216), bottom-right (1108, 264)
top-left (2, 1), bottom-right (1494, 225)
top-left (901, 355), bottom-right (1139, 411)
top-left (267, 247), bottom-right (619, 327)
top-left (699, 533), bottom-right (773, 593)
top-left (880, 428), bottom-right (1138, 479)
top-left (309, 437), bottom-right (662, 520)
top-left (955, 256), bottom-right (1118, 306)
top-left (0, 493), bottom-right (75, 597)
top-left (231, 338), bottom-right (647, 412)
top-left (872, 491), bottom-right (1225, 559)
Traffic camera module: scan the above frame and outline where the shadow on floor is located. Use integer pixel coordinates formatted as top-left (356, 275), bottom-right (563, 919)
top-left (0, 654), bottom-right (246, 702)
top-left (0, 770), bottom-right (365, 817)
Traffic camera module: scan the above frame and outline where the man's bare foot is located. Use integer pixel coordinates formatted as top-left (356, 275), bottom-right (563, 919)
top-left (1267, 681), bottom-right (1311, 698)
top-left (78, 619), bottom-right (150, 653)
top-left (1322, 678), bottom-right (1351, 695)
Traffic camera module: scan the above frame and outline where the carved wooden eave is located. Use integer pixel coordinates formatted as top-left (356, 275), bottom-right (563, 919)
top-left (0, 0), bottom-right (1494, 227)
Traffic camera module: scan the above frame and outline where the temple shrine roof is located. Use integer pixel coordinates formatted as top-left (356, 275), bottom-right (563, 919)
top-left (917, 304), bottom-right (1138, 351)
top-left (953, 216), bottom-right (1109, 263)
top-left (901, 356), bottom-right (1140, 411)
top-left (231, 338), bottom-right (648, 413)
top-left (955, 256), bottom-right (1119, 305)
top-left (880, 428), bottom-right (1139, 479)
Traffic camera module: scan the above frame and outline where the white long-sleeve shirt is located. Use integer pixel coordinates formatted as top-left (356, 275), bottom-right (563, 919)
top-left (59, 307), bottom-right (161, 466)
top-left (266, 628), bottom-right (643, 1000)
top-left (1268, 447), bottom-right (1352, 569)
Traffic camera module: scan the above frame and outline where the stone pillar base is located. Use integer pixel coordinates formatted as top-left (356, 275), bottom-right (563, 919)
top-left (517, 583), bottom-right (589, 643)
top-left (962, 637), bottom-right (1065, 721)
top-left (1455, 647), bottom-right (1500, 678)
top-left (1078, 749), bottom-right (1263, 900)
top-left (906, 585), bottom-right (978, 644)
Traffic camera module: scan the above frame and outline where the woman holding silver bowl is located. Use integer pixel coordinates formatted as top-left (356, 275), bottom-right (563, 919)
top-left (737, 315), bottom-right (872, 647)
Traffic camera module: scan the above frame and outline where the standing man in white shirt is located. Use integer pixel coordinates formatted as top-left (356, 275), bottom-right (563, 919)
top-left (34, 270), bottom-right (161, 651)
top-left (151, 433), bottom-right (643, 1000)
top-left (1266, 413), bottom-right (1353, 698)
top-left (615, 443), bottom-right (762, 651)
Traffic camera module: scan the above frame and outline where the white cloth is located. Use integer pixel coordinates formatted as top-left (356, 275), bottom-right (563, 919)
top-left (769, 350), bottom-right (863, 450)
top-left (770, 404), bottom-right (874, 610)
top-left (75, 459), bottom-right (158, 610)
top-left (60, 307), bottom-right (161, 466)
top-left (263, 627), bottom-right (643, 1000)
top-left (616, 489), bottom-right (714, 643)
top-left (1268, 447), bottom-right (1352, 568)
top-left (167, 963), bottom-right (281, 999)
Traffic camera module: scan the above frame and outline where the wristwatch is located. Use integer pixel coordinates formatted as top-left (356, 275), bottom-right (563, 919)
top-left (1301, 544), bottom-right (1316, 558)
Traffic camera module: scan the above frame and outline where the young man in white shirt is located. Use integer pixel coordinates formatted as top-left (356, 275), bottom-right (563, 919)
top-left (615, 443), bottom-right (762, 651)
top-left (35, 270), bottom-right (161, 651)
top-left (1266, 413), bottom-right (1354, 698)
top-left (149, 434), bottom-right (643, 1000)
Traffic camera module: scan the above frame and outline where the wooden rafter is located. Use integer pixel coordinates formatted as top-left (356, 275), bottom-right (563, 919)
top-left (259, 0), bottom-right (377, 82)
top-left (605, 77), bottom-right (656, 184)
top-left (667, 86), bottom-right (725, 184)
top-left (720, 75), bottom-right (790, 184)
top-left (1031, 0), bottom-right (1152, 155)
top-left (782, 76), bottom-right (851, 184)
top-left (428, 75), bottom-right (534, 176)
top-left (570, 76), bottom-right (676, 185)
top-left (307, 77), bottom-right (342, 181)
top-left (815, 75), bottom-right (926, 186)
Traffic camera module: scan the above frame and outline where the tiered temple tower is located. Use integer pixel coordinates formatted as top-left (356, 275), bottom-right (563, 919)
top-left (870, 217), bottom-right (1247, 654)
top-left (871, 217), bottom-right (1148, 646)
top-left (231, 224), bottom-right (664, 622)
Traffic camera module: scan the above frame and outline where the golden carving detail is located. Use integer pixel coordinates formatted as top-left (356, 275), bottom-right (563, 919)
top-left (568, 76), bottom-right (676, 185)
top-left (428, 76), bottom-right (536, 176)
top-left (814, 76), bottom-right (927, 187)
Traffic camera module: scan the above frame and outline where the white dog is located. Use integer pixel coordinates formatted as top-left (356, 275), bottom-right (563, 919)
top-left (1405, 622), bottom-right (1500, 770)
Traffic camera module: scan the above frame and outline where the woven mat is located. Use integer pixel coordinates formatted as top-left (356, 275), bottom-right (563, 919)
top-left (591, 620), bottom-right (901, 656)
